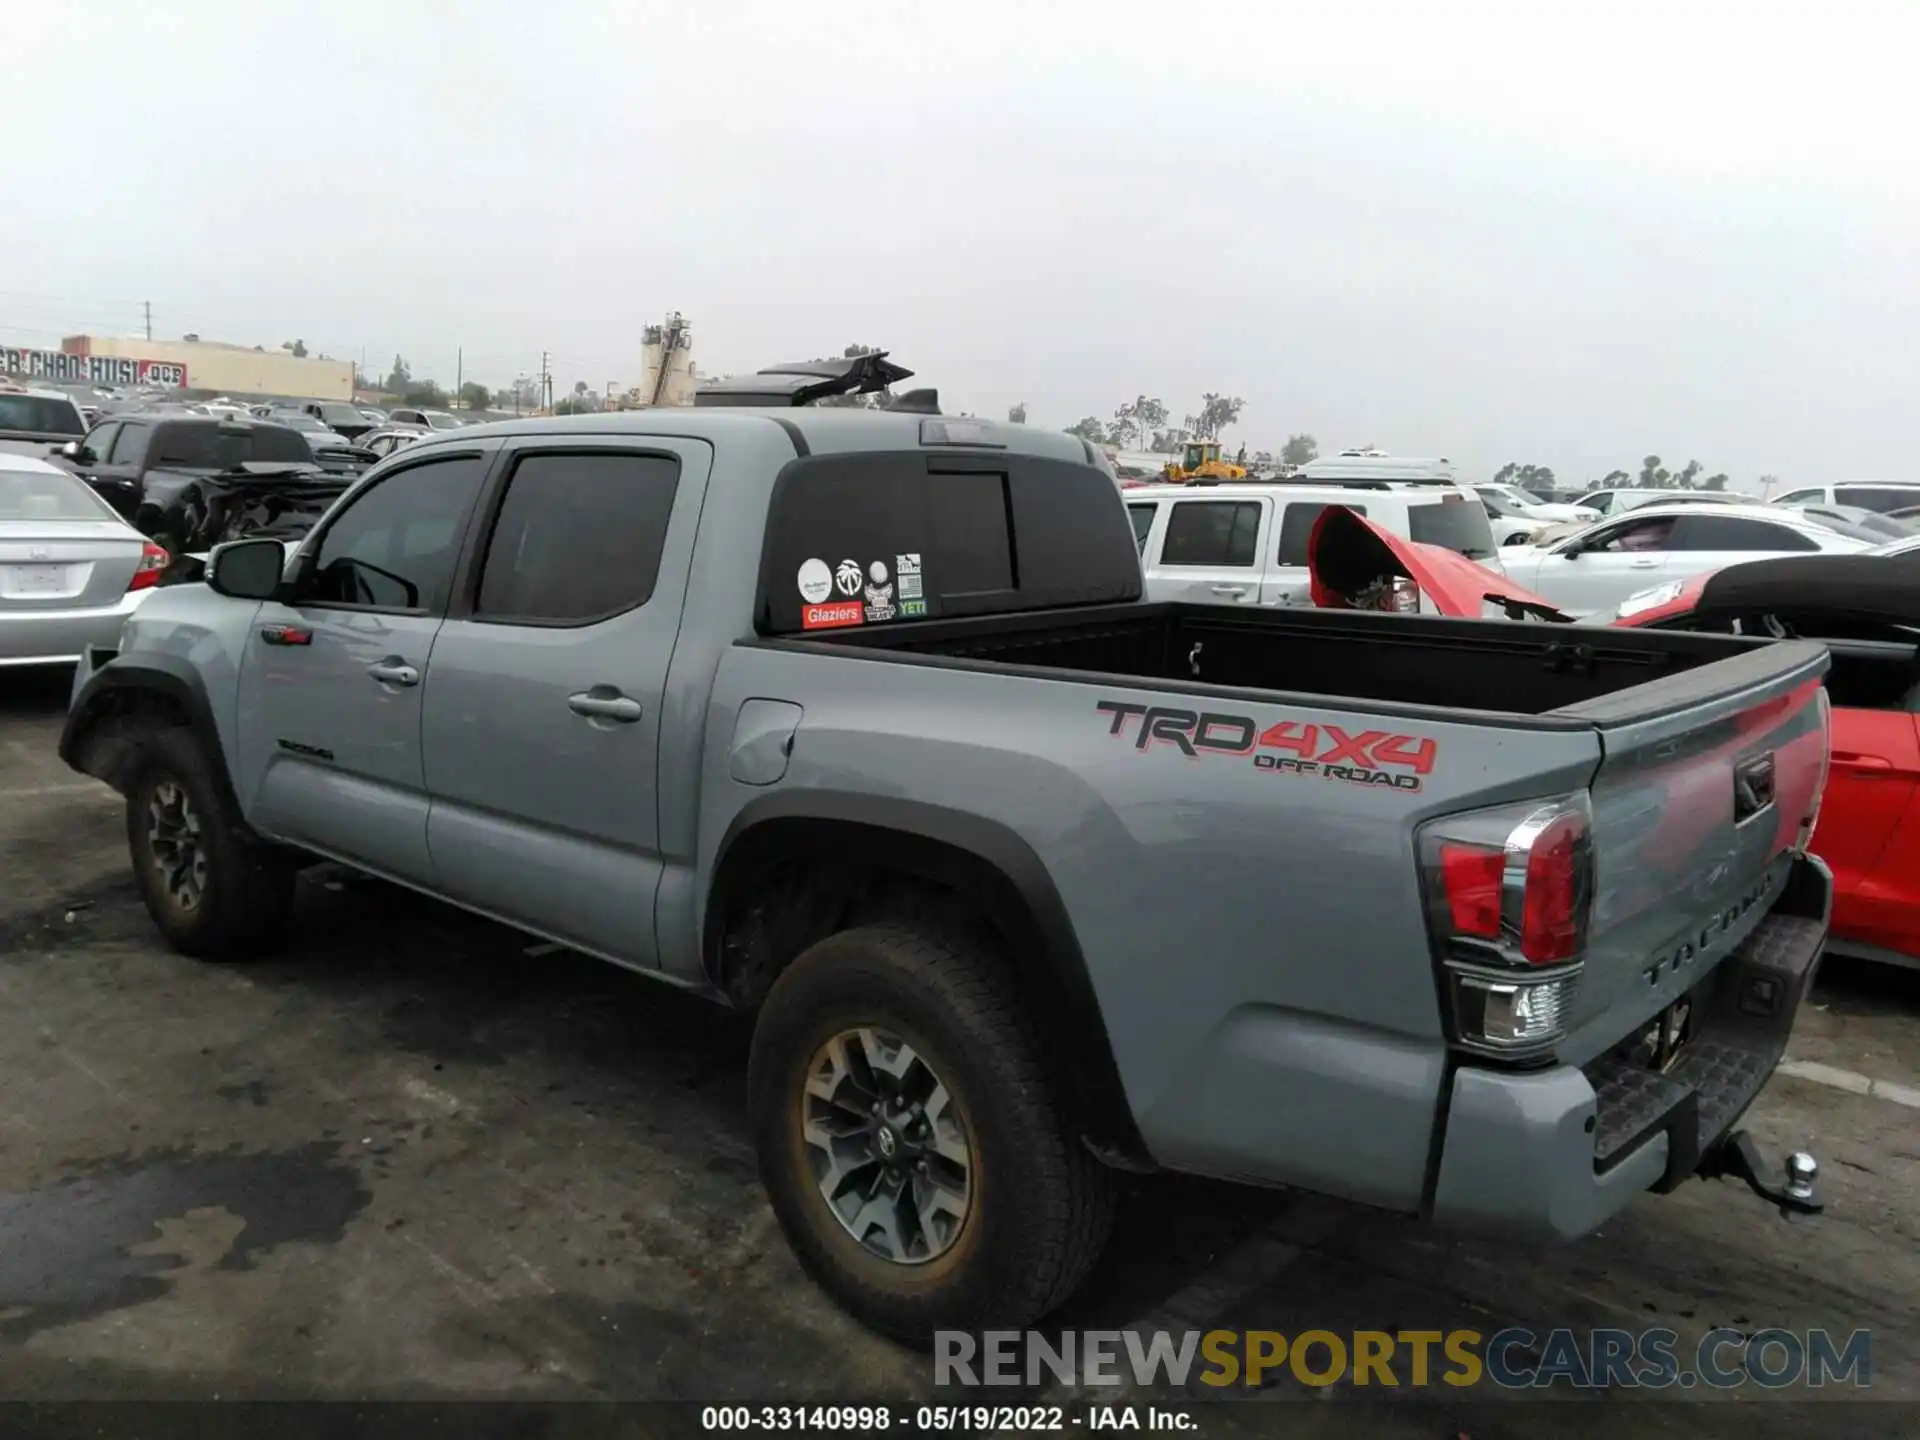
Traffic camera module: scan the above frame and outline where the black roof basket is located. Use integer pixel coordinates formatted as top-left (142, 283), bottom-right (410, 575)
top-left (693, 351), bottom-right (918, 408)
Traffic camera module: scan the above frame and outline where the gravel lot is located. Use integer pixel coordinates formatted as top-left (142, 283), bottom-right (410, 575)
top-left (2, 667), bottom-right (1916, 1434)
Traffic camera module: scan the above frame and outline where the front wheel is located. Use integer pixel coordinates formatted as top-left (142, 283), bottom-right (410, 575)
top-left (126, 727), bottom-right (296, 960)
top-left (747, 922), bottom-right (1115, 1343)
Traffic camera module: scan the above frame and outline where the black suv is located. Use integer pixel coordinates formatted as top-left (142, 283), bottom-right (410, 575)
top-left (63, 415), bottom-right (351, 553)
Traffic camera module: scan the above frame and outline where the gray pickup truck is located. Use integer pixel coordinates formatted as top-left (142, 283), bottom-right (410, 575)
top-left (61, 405), bottom-right (1835, 1341)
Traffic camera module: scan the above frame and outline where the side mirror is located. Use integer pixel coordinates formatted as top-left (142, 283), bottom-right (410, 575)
top-left (54, 440), bottom-right (84, 462)
top-left (205, 538), bottom-right (286, 600)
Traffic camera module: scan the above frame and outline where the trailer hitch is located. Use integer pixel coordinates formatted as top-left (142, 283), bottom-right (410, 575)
top-left (1699, 1131), bottom-right (1822, 1218)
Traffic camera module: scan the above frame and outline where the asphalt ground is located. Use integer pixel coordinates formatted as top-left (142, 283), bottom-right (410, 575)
top-left (2, 666), bottom-right (1916, 1437)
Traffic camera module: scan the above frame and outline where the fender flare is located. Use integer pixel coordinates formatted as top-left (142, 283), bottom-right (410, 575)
top-left (706, 790), bottom-right (1153, 1169)
top-left (60, 655), bottom-right (241, 813)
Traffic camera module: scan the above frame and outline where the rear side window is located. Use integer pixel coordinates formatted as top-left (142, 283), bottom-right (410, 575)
top-left (1668, 516), bottom-right (1820, 552)
top-left (1835, 486), bottom-right (1920, 514)
top-left (115, 422), bottom-right (151, 468)
top-left (1161, 500), bottom-right (1260, 566)
top-left (1406, 498), bottom-right (1497, 559)
top-left (1277, 501), bottom-right (1365, 566)
top-left (476, 452), bottom-right (681, 622)
top-left (1127, 502), bottom-right (1157, 553)
top-left (1774, 488), bottom-right (1823, 505)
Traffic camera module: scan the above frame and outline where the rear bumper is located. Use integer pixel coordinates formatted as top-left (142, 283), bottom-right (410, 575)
top-left (1429, 853), bottom-right (1831, 1240)
top-left (0, 588), bottom-right (151, 667)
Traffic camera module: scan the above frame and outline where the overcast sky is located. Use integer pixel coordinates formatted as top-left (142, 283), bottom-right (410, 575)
top-left (10, 1), bottom-right (1916, 486)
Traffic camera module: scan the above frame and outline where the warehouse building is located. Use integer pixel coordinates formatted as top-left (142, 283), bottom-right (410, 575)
top-left (57, 335), bottom-right (354, 401)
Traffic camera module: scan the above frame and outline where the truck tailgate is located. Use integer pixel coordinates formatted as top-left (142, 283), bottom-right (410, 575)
top-left (1551, 638), bottom-right (1830, 1064)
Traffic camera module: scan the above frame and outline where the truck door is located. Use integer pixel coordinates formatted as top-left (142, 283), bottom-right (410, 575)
top-left (419, 438), bottom-right (712, 967)
top-left (1144, 495), bottom-right (1269, 606)
top-left (235, 446), bottom-right (494, 882)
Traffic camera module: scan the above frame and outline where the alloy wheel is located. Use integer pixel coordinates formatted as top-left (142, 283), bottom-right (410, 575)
top-left (145, 780), bottom-right (207, 912)
top-left (801, 1027), bottom-right (974, 1265)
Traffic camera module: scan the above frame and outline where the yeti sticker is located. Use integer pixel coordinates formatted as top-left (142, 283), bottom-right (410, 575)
top-left (896, 552), bottom-right (923, 600)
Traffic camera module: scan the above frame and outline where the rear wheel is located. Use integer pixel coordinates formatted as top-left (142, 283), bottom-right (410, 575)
top-left (127, 727), bottom-right (296, 960)
top-left (748, 921), bottom-right (1115, 1343)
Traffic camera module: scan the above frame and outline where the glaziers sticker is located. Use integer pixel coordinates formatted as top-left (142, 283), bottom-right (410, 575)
top-left (803, 601), bottom-right (864, 630)
top-left (1096, 700), bottom-right (1437, 793)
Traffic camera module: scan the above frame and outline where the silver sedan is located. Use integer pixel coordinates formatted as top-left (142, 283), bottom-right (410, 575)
top-left (0, 455), bottom-right (169, 668)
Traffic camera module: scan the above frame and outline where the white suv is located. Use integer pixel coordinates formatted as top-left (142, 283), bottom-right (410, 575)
top-left (1769, 481), bottom-right (1920, 515)
top-left (1128, 476), bottom-right (1501, 608)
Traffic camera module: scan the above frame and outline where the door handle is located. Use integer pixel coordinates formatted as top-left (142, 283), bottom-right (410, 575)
top-left (1209, 584), bottom-right (1249, 596)
top-left (1629, 558), bottom-right (1661, 568)
top-left (367, 659), bottom-right (419, 687)
top-left (568, 691), bottom-right (643, 723)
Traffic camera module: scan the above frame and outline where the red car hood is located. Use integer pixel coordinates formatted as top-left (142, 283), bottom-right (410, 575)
top-left (1307, 505), bottom-right (1574, 621)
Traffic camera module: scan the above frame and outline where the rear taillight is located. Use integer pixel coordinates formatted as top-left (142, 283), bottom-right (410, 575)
top-left (1355, 576), bottom-right (1421, 612)
top-left (1380, 577), bottom-right (1420, 612)
top-left (128, 541), bottom-right (170, 591)
top-left (1417, 792), bottom-right (1594, 1057)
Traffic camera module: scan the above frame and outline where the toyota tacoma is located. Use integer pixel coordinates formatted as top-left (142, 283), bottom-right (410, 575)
top-left (61, 399), bottom-right (1834, 1340)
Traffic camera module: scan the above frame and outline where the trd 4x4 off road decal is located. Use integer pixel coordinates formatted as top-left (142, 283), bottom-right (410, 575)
top-left (1095, 701), bottom-right (1437, 793)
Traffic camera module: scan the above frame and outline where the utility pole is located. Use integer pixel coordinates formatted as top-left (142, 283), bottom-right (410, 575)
top-left (539, 351), bottom-right (551, 413)
top-left (143, 301), bottom-right (151, 341)
top-left (456, 347), bottom-right (463, 399)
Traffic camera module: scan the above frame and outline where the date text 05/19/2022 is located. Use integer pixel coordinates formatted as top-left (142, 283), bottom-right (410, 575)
top-left (699, 1404), bottom-right (1195, 1431)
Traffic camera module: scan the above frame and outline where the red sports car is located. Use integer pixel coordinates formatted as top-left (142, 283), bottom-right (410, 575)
top-left (1308, 505), bottom-right (1920, 970)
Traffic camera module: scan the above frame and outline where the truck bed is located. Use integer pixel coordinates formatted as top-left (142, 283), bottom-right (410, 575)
top-left (804, 600), bottom-right (1804, 722)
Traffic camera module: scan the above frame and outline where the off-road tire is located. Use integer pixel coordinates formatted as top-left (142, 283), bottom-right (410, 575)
top-left (748, 921), bottom-right (1116, 1343)
top-left (126, 726), bottom-right (296, 960)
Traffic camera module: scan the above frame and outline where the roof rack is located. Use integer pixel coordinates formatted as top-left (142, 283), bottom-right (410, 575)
top-left (1185, 475), bottom-right (1456, 489)
top-left (693, 351), bottom-right (919, 408)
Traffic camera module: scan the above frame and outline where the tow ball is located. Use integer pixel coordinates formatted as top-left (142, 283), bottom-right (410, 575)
top-left (1699, 1131), bottom-right (1822, 1219)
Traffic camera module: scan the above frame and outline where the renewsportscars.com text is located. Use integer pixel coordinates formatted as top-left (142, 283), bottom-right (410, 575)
top-left (935, 1327), bottom-right (1872, 1391)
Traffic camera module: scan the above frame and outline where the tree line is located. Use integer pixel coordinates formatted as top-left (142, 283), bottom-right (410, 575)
top-left (1060, 394), bottom-right (1254, 452)
top-left (1595, 456), bottom-right (1729, 492)
top-left (351, 354), bottom-right (498, 412)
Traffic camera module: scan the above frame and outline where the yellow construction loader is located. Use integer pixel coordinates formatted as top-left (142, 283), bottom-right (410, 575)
top-left (1162, 440), bottom-right (1247, 483)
